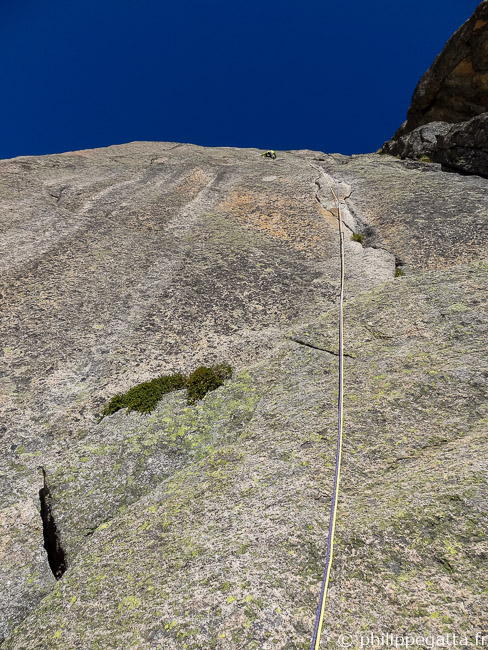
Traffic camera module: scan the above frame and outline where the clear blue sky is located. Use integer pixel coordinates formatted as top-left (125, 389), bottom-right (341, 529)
top-left (0, 1), bottom-right (480, 159)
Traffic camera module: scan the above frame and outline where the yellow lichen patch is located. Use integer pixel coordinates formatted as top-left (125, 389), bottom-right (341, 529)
top-left (452, 58), bottom-right (474, 76)
top-left (474, 19), bottom-right (487, 30)
top-left (218, 190), bottom-right (333, 256)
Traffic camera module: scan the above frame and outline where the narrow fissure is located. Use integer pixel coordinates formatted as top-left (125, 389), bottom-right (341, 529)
top-left (39, 468), bottom-right (67, 580)
top-left (289, 336), bottom-right (356, 358)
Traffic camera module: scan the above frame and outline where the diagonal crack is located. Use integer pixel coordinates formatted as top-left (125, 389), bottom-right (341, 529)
top-left (288, 336), bottom-right (356, 358)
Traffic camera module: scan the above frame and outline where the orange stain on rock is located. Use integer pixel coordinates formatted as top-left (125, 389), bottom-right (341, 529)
top-left (218, 190), bottom-right (334, 256)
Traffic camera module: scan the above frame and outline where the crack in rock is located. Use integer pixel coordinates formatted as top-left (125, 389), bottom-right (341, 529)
top-left (39, 468), bottom-right (67, 580)
top-left (289, 336), bottom-right (356, 358)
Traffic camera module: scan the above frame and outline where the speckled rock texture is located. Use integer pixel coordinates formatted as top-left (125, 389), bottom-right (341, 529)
top-left (384, 2), bottom-right (488, 177)
top-left (316, 153), bottom-right (488, 271)
top-left (0, 141), bottom-right (393, 643)
top-left (1, 141), bottom-right (487, 648)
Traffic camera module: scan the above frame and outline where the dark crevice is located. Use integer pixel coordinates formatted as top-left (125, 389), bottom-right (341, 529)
top-left (395, 258), bottom-right (406, 277)
top-left (39, 468), bottom-right (67, 580)
top-left (386, 456), bottom-right (414, 471)
top-left (289, 337), bottom-right (356, 358)
top-left (434, 554), bottom-right (454, 573)
top-left (47, 185), bottom-right (67, 203)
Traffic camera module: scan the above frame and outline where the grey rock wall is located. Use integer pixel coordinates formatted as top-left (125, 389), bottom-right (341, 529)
top-left (1, 142), bottom-right (487, 648)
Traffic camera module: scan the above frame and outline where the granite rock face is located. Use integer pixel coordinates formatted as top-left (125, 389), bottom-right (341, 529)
top-left (1, 142), bottom-right (487, 648)
top-left (0, 141), bottom-right (392, 643)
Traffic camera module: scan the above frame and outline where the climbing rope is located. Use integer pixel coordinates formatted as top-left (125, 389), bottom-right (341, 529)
top-left (309, 165), bottom-right (345, 650)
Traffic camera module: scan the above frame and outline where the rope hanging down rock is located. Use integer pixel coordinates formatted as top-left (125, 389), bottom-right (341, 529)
top-left (309, 164), bottom-right (345, 650)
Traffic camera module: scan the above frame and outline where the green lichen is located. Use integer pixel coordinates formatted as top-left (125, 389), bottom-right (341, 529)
top-left (352, 232), bottom-right (364, 245)
top-left (99, 365), bottom-right (233, 420)
top-left (395, 268), bottom-right (405, 277)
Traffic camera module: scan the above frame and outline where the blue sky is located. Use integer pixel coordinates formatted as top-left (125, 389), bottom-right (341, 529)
top-left (0, 1), bottom-right (480, 159)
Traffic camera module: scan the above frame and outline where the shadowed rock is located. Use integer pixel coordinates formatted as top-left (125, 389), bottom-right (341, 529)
top-left (382, 121), bottom-right (450, 161)
top-left (383, 115), bottom-right (488, 179)
top-left (384, 2), bottom-right (488, 178)
top-left (396, 1), bottom-right (488, 137)
top-left (435, 112), bottom-right (488, 176)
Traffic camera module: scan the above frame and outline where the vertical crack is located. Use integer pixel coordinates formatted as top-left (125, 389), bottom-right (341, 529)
top-left (39, 468), bottom-right (67, 580)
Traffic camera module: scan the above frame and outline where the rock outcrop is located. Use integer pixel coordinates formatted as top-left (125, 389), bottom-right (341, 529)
top-left (382, 121), bottom-right (451, 161)
top-left (433, 112), bottom-right (488, 176)
top-left (395, 1), bottom-right (488, 137)
top-left (384, 1), bottom-right (488, 178)
top-left (1, 141), bottom-right (487, 648)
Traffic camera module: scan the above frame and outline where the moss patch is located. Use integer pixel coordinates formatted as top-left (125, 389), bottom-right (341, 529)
top-left (186, 364), bottom-right (232, 405)
top-left (99, 365), bottom-right (233, 420)
top-left (99, 374), bottom-right (187, 419)
top-left (352, 232), bottom-right (364, 245)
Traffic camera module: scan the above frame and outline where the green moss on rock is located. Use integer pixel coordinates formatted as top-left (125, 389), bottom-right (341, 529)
top-left (100, 374), bottom-right (187, 419)
top-left (186, 364), bottom-right (232, 405)
top-left (99, 365), bottom-right (233, 420)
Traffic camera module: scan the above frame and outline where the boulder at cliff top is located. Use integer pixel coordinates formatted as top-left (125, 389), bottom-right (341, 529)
top-left (382, 114), bottom-right (488, 179)
top-left (1, 142), bottom-right (487, 648)
top-left (382, 122), bottom-right (451, 161)
top-left (435, 112), bottom-right (488, 176)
